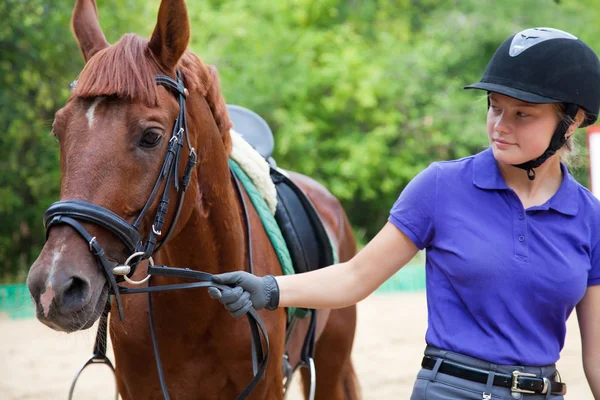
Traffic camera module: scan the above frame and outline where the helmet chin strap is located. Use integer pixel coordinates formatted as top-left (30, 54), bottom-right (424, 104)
top-left (512, 103), bottom-right (579, 180)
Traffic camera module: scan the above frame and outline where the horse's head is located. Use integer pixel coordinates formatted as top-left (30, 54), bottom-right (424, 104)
top-left (26, 0), bottom-right (231, 332)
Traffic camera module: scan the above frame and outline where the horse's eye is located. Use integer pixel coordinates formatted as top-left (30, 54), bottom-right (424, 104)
top-left (139, 130), bottom-right (163, 148)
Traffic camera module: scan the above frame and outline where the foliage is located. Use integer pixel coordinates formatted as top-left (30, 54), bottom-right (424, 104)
top-left (1, 0), bottom-right (599, 281)
top-left (190, 0), bottom-right (599, 237)
top-left (0, 0), bottom-right (149, 281)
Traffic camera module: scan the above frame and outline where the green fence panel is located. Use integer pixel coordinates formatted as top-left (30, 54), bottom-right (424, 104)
top-left (376, 264), bottom-right (426, 293)
top-left (0, 284), bottom-right (36, 319)
top-left (0, 265), bottom-right (424, 319)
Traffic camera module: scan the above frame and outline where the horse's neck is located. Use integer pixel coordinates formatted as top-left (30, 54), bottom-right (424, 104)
top-left (155, 168), bottom-right (246, 275)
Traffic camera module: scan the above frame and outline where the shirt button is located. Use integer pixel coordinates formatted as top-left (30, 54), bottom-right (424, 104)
top-left (518, 213), bottom-right (524, 220)
top-left (518, 235), bottom-right (525, 242)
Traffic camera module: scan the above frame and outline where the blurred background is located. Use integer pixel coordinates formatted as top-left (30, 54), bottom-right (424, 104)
top-left (1, 0), bottom-right (599, 309)
top-left (2, 1), bottom-right (599, 398)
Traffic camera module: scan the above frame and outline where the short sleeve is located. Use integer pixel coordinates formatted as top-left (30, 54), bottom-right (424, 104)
top-left (589, 240), bottom-right (600, 286)
top-left (388, 163), bottom-right (438, 250)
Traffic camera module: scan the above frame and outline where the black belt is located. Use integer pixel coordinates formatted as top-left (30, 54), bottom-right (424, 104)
top-left (422, 356), bottom-right (567, 395)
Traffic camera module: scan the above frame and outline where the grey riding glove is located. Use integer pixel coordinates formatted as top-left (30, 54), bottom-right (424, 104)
top-left (208, 272), bottom-right (280, 318)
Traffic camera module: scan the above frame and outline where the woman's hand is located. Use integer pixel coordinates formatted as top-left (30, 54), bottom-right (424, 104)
top-left (208, 272), bottom-right (280, 318)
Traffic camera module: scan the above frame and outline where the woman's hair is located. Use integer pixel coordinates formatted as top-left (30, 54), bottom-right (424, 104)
top-left (554, 104), bottom-right (585, 167)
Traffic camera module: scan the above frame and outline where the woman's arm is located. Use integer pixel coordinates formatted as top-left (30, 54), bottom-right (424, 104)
top-left (209, 222), bottom-right (419, 315)
top-left (576, 284), bottom-right (600, 398)
top-left (277, 222), bottom-right (419, 309)
top-left (210, 163), bottom-right (436, 316)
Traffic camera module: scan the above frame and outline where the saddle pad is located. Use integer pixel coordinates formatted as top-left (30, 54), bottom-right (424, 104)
top-left (229, 129), bottom-right (277, 214)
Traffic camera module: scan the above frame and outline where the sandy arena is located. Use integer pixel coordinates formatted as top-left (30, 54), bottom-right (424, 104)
top-left (0, 292), bottom-right (593, 399)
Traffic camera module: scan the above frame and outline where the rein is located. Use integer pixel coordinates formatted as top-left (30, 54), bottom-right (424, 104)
top-left (45, 70), bottom-right (269, 400)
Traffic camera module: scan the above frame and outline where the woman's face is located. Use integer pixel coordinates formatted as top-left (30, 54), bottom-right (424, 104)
top-left (487, 92), bottom-right (560, 166)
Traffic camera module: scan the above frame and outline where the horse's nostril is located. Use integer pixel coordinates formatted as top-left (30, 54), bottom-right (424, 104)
top-left (59, 276), bottom-right (90, 313)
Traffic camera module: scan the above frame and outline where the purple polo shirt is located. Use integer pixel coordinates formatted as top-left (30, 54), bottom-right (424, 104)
top-left (389, 148), bottom-right (600, 366)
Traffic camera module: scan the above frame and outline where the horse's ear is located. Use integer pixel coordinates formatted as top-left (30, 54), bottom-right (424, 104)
top-left (148, 0), bottom-right (190, 71)
top-left (71, 0), bottom-right (110, 62)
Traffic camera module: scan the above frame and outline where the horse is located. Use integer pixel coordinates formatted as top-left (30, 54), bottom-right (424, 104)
top-left (25, 0), bottom-right (360, 399)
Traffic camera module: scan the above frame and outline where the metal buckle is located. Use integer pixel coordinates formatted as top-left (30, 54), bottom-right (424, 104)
top-left (541, 377), bottom-right (550, 394)
top-left (88, 236), bottom-right (97, 252)
top-left (511, 371), bottom-right (536, 394)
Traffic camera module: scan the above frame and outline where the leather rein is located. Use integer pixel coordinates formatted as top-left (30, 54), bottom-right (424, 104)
top-left (45, 70), bottom-right (269, 400)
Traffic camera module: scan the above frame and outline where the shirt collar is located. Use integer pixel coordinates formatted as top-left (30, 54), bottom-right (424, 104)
top-left (473, 148), bottom-right (579, 216)
top-left (473, 148), bottom-right (509, 190)
top-left (547, 163), bottom-right (578, 216)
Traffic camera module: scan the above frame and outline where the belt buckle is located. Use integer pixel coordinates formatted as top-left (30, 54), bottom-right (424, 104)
top-left (511, 371), bottom-right (536, 394)
top-left (541, 377), bottom-right (550, 394)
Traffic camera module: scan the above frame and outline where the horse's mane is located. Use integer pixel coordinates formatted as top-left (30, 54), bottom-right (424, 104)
top-left (72, 33), bottom-right (231, 136)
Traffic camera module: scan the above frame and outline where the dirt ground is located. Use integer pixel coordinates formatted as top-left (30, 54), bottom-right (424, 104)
top-left (0, 292), bottom-right (593, 399)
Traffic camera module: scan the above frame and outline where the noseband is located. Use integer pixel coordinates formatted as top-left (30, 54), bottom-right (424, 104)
top-left (45, 70), bottom-right (268, 400)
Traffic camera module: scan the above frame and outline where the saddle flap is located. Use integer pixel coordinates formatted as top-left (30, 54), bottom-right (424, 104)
top-left (270, 168), bottom-right (335, 275)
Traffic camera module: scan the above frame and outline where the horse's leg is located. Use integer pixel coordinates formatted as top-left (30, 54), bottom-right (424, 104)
top-left (300, 305), bottom-right (359, 400)
top-left (114, 371), bottom-right (129, 400)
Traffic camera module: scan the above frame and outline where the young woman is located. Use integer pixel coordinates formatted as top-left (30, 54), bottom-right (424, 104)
top-left (209, 27), bottom-right (600, 399)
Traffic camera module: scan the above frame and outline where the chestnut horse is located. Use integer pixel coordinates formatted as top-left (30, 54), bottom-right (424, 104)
top-left (25, 0), bottom-right (359, 399)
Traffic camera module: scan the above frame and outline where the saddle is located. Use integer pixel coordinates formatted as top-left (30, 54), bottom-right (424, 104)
top-left (227, 104), bottom-right (335, 276)
top-left (228, 104), bottom-right (333, 397)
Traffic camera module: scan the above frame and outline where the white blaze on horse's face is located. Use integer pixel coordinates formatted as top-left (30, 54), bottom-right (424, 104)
top-left (86, 97), bottom-right (104, 129)
top-left (39, 244), bottom-right (65, 317)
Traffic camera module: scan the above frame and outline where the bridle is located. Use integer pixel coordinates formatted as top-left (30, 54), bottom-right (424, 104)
top-left (46, 70), bottom-right (196, 320)
top-left (45, 70), bottom-right (269, 400)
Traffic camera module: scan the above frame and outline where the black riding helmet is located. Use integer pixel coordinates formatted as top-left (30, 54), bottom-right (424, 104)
top-left (465, 27), bottom-right (600, 180)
